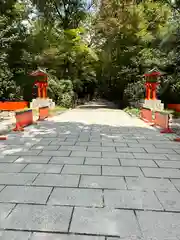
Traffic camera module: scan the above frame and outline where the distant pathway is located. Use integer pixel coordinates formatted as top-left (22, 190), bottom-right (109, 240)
top-left (0, 100), bottom-right (180, 239)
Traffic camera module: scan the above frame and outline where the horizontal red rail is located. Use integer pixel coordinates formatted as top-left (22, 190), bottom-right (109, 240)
top-left (0, 101), bottom-right (28, 111)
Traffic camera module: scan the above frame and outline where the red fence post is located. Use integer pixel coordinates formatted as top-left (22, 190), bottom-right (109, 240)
top-left (140, 108), bottom-right (153, 125)
top-left (154, 111), bottom-right (174, 134)
top-left (38, 106), bottom-right (49, 121)
top-left (13, 109), bottom-right (35, 132)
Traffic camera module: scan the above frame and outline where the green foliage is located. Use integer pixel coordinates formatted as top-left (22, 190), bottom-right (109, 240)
top-left (1, 0), bottom-right (180, 106)
top-left (123, 80), bottom-right (145, 106)
top-left (48, 76), bottom-right (74, 108)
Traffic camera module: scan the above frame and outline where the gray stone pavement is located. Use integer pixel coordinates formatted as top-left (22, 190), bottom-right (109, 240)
top-left (0, 100), bottom-right (180, 239)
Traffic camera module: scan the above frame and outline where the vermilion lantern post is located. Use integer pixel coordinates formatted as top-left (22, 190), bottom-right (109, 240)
top-left (144, 71), bottom-right (161, 100)
top-left (30, 70), bottom-right (48, 99)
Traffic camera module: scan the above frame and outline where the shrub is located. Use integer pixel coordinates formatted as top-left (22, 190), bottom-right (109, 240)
top-left (123, 80), bottom-right (145, 106)
top-left (48, 75), bottom-right (74, 108)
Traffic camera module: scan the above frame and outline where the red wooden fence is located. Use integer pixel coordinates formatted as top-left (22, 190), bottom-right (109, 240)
top-left (140, 108), bottom-right (153, 124)
top-left (13, 109), bottom-right (34, 131)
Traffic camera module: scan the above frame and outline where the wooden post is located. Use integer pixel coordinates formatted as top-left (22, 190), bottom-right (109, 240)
top-left (145, 83), bottom-right (151, 100)
top-left (38, 85), bottom-right (41, 98)
top-left (151, 82), bottom-right (158, 100)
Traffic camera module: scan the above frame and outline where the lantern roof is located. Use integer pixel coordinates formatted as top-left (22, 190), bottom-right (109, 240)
top-left (30, 68), bottom-right (47, 77)
top-left (144, 67), bottom-right (164, 77)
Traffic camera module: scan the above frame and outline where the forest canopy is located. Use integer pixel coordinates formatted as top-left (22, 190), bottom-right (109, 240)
top-left (1, 0), bottom-right (180, 107)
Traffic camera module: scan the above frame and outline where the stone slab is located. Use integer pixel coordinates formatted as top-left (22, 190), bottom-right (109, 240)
top-left (102, 166), bottom-right (143, 177)
top-left (155, 160), bottom-right (180, 168)
top-left (59, 146), bottom-right (87, 151)
top-left (102, 152), bottom-right (134, 159)
top-left (171, 179), bottom-right (180, 191)
top-left (0, 155), bottom-right (19, 163)
top-left (116, 147), bottom-right (145, 153)
top-left (133, 153), bottom-right (168, 160)
top-left (34, 141), bottom-right (51, 146)
top-left (137, 211), bottom-right (180, 240)
top-left (0, 231), bottom-right (31, 240)
top-left (0, 173), bottom-right (37, 185)
top-left (144, 147), bottom-right (176, 154)
top-left (142, 167), bottom-right (180, 178)
top-left (71, 151), bottom-right (101, 158)
top-left (154, 143), bottom-right (180, 149)
top-left (15, 156), bottom-right (51, 164)
top-left (0, 163), bottom-right (26, 173)
top-left (48, 188), bottom-right (103, 207)
top-left (155, 190), bottom-right (180, 211)
top-left (102, 142), bottom-right (128, 147)
top-left (2, 204), bottom-right (72, 232)
top-left (7, 150), bottom-right (41, 156)
top-left (50, 141), bottom-right (76, 146)
top-left (104, 189), bottom-right (163, 210)
top-left (62, 165), bottom-right (101, 175)
top-left (107, 238), bottom-right (141, 240)
top-left (76, 142), bottom-right (101, 146)
top-left (165, 154), bottom-right (180, 161)
top-left (84, 157), bottom-right (120, 166)
top-left (126, 177), bottom-right (176, 191)
top-left (50, 157), bottom-right (84, 165)
top-left (70, 207), bottom-right (141, 237)
top-left (40, 150), bottom-right (71, 157)
top-left (33, 174), bottom-right (80, 187)
top-left (120, 159), bottom-right (157, 167)
top-left (0, 186), bottom-right (52, 204)
top-left (79, 175), bottom-right (127, 189)
top-left (31, 233), bottom-right (105, 240)
top-left (128, 143), bottom-right (155, 148)
top-left (31, 145), bottom-right (60, 151)
top-left (0, 203), bottom-right (15, 226)
top-left (22, 164), bottom-right (63, 173)
top-left (87, 147), bottom-right (116, 152)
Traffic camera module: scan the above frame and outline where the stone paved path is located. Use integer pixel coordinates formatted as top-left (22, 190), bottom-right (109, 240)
top-left (0, 100), bottom-right (180, 239)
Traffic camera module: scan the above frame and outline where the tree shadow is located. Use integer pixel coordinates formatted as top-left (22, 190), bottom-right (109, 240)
top-left (0, 118), bottom-right (176, 157)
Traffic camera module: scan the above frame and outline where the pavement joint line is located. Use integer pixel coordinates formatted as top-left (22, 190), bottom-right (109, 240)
top-left (5, 203), bottom-right (17, 219)
top-left (77, 175), bottom-right (81, 187)
top-left (133, 210), bottom-right (144, 238)
top-left (102, 189), bottom-right (105, 208)
top-left (68, 151), bottom-right (72, 157)
top-left (118, 158), bottom-right (121, 166)
top-left (45, 187), bottom-right (54, 204)
top-left (0, 184), bottom-right (127, 190)
top-left (123, 176), bottom-right (128, 189)
top-left (59, 164), bottom-right (65, 174)
top-left (139, 167), bottom-right (145, 177)
top-left (47, 156), bottom-right (53, 164)
top-left (20, 163), bottom-right (29, 173)
top-left (153, 190), bottom-right (165, 211)
top-left (67, 206), bottom-right (75, 232)
top-left (83, 157), bottom-right (86, 165)
top-left (0, 185), bottom-right (6, 193)
top-left (169, 178), bottom-right (180, 193)
top-left (0, 201), bottom-right (178, 212)
top-left (0, 228), bottom-right (120, 238)
top-left (153, 160), bottom-right (160, 168)
top-left (31, 173), bottom-right (40, 184)
top-left (143, 147), bottom-right (148, 153)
